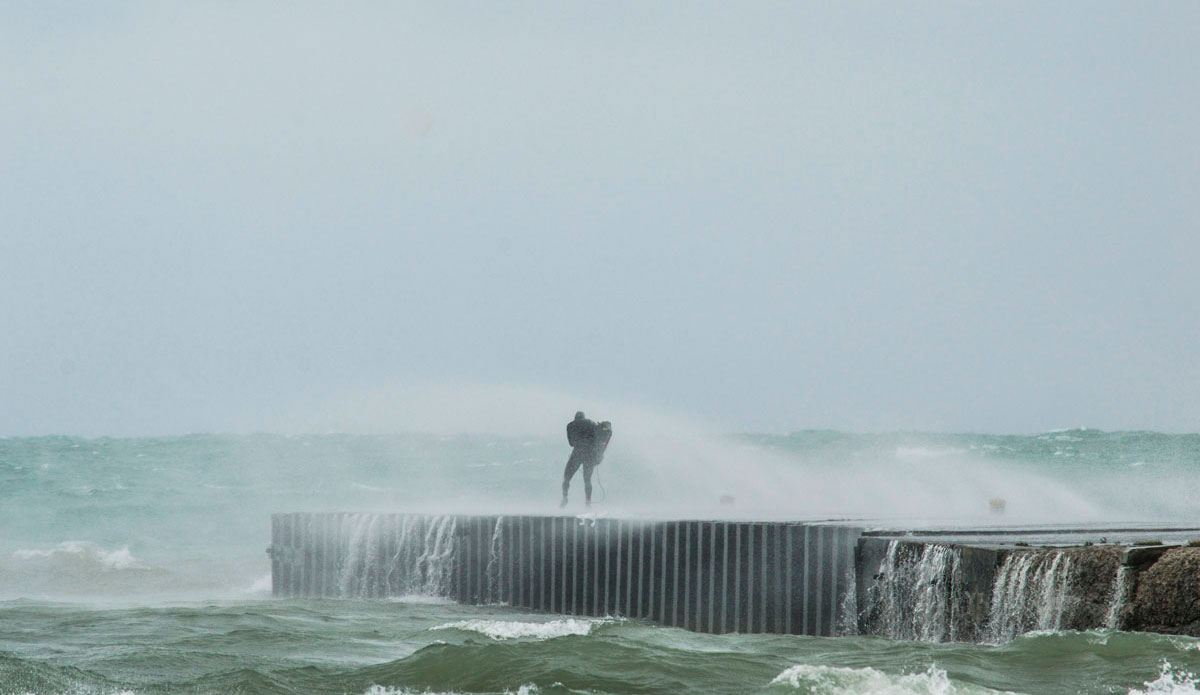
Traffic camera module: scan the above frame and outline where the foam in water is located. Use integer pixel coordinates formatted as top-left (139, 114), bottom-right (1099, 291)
top-left (364, 685), bottom-right (538, 695)
top-left (769, 664), bottom-right (1008, 694)
top-left (386, 594), bottom-right (457, 605)
top-left (431, 618), bottom-right (612, 640)
top-left (1128, 662), bottom-right (1200, 695)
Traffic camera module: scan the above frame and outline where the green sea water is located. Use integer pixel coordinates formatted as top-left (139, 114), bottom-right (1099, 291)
top-left (2, 430), bottom-right (1199, 694)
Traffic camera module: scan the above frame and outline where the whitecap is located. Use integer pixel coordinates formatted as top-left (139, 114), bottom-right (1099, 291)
top-left (431, 617), bottom-right (613, 641)
top-left (14, 541), bottom-right (141, 570)
top-left (770, 664), bottom-right (1013, 694)
top-left (385, 594), bottom-right (456, 605)
top-left (1128, 662), bottom-right (1200, 694)
top-left (362, 685), bottom-right (537, 695)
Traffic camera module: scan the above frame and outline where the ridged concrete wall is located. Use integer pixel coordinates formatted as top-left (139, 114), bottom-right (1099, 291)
top-left (269, 513), bottom-right (862, 636)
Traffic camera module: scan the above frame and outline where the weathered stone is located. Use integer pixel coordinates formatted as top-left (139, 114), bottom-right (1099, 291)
top-left (1123, 544), bottom-right (1172, 568)
top-left (1058, 546), bottom-right (1123, 629)
top-left (1124, 547), bottom-right (1200, 636)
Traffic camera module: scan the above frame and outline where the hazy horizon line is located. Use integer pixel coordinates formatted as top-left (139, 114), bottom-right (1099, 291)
top-left (4, 426), bottom-right (1198, 440)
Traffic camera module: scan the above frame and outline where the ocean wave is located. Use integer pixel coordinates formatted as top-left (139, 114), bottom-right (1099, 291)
top-left (0, 651), bottom-right (138, 695)
top-left (1, 541), bottom-right (173, 599)
top-left (769, 664), bottom-right (1016, 695)
top-left (430, 618), bottom-right (613, 641)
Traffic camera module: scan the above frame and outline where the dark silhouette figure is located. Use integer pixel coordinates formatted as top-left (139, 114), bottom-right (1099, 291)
top-left (561, 411), bottom-right (612, 507)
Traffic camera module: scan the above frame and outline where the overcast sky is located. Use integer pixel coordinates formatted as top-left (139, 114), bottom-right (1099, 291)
top-left (2, 2), bottom-right (1197, 436)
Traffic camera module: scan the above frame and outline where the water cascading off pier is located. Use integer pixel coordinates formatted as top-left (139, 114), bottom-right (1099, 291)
top-left (270, 514), bottom-right (1200, 641)
top-left (269, 513), bottom-right (861, 636)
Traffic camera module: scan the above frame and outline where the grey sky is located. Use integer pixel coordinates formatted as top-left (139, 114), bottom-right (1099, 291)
top-left (2, 2), bottom-right (1197, 436)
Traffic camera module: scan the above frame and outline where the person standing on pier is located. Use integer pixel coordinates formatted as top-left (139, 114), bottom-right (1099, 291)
top-left (560, 411), bottom-right (612, 507)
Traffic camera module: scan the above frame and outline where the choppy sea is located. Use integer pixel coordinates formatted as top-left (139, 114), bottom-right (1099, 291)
top-left (3, 429), bottom-right (1200, 694)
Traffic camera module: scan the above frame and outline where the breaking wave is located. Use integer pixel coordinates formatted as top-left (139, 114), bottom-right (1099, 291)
top-left (431, 618), bottom-right (614, 641)
top-left (13, 541), bottom-right (143, 571)
top-left (1128, 662), bottom-right (1200, 695)
top-left (768, 664), bottom-right (1013, 694)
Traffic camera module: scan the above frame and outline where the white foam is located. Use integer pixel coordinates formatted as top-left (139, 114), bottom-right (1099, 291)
top-left (770, 664), bottom-right (1012, 694)
top-left (363, 684), bottom-right (538, 695)
top-left (245, 573), bottom-right (273, 595)
top-left (431, 618), bottom-right (612, 641)
top-left (1129, 663), bottom-right (1200, 695)
top-left (385, 594), bottom-right (456, 605)
top-left (13, 541), bottom-right (141, 570)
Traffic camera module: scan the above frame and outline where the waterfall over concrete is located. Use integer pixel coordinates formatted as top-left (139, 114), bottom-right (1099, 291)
top-left (986, 550), bottom-right (1074, 643)
top-left (270, 513), bottom-right (861, 636)
top-left (1104, 565), bottom-right (1133, 630)
top-left (859, 541), bottom-right (962, 642)
top-left (856, 536), bottom-right (1136, 644)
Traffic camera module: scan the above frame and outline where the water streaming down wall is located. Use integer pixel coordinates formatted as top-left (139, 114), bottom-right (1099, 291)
top-left (270, 513), bottom-right (862, 636)
top-left (859, 541), bottom-right (962, 642)
top-left (1105, 565), bottom-right (1133, 630)
top-left (986, 550), bottom-right (1074, 642)
top-left (987, 546), bottom-right (1126, 641)
top-left (857, 539), bottom-right (1128, 644)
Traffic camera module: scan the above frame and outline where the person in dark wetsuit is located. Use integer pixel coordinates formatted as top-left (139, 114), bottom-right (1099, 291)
top-left (561, 412), bottom-right (613, 507)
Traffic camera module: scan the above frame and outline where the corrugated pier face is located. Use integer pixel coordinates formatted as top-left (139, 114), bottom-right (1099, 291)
top-left (270, 513), bottom-right (862, 636)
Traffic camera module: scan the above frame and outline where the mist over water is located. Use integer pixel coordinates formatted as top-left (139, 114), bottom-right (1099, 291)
top-left (268, 384), bottom-right (1200, 525)
top-left (2, 386), bottom-right (1198, 603)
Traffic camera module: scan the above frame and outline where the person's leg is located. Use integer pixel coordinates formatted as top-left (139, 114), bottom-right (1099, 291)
top-left (582, 461), bottom-right (595, 505)
top-left (561, 451), bottom-right (583, 505)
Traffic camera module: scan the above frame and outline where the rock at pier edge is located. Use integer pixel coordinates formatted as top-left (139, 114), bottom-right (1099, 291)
top-left (1124, 547), bottom-right (1200, 635)
top-left (857, 536), bottom-right (1200, 641)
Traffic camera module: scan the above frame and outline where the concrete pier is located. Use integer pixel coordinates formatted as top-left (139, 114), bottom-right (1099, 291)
top-left (269, 514), bottom-right (1200, 641)
top-left (269, 513), bottom-right (862, 636)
